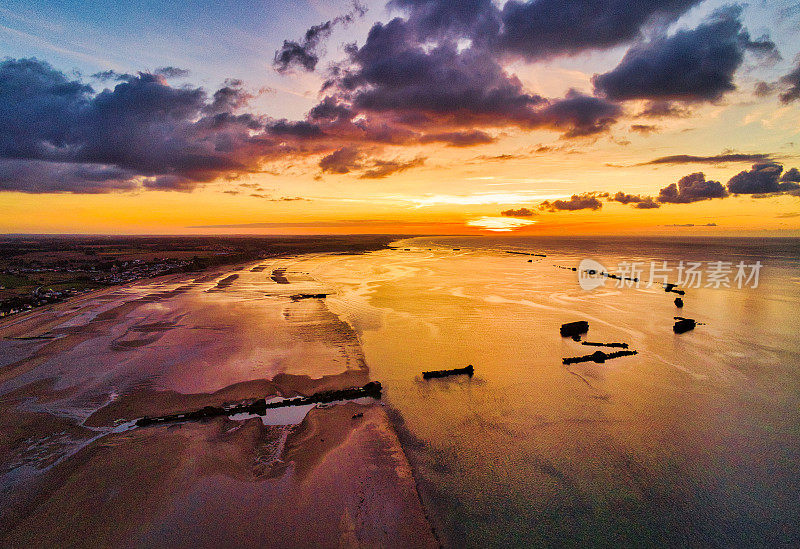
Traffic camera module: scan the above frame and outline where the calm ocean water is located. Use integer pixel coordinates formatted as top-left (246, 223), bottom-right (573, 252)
top-left (309, 236), bottom-right (800, 548)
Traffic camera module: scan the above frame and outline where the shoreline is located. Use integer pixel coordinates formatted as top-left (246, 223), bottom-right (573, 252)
top-left (0, 249), bottom-right (439, 547)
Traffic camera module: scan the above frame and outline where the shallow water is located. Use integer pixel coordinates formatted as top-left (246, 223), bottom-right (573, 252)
top-left (305, 236), bottom-right (800, 548)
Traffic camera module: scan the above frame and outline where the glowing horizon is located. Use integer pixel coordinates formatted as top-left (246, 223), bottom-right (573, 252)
top-left (1, 0), bottom-right (799, 236)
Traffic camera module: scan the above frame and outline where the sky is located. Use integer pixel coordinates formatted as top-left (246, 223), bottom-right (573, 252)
top-left (1, 0), bottom-right (800, 235)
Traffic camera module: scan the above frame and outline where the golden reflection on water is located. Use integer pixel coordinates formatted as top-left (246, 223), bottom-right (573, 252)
top-left (311, 237), bottom-right (800, 547)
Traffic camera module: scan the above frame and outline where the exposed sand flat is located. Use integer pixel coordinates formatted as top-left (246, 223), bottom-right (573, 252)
top-left (0, 256), bottom-right (436, 548)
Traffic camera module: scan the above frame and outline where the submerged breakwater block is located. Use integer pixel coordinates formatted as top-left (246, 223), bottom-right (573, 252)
top-left (422, 365), bottom-right (474, 379)
top-left (673, 317), bottom-right (696, 334)
top-left (135, 381), bottom-right (383, 428)
top-left (581, 341), bottom-right (629, 349)
top-left (560, 321), bottom-right (589, 338)
top-left (562, 349), bottom-right (638, 365)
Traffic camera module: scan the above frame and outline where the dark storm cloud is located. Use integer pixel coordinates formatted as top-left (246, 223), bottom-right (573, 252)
top-left (340, 21), bottom-right (545, 123)
top-left (593, 6), bottom-right (777, 102)
top-left (419, 130), bottom-right (495, 146)
top-left (726, 162), bottom-right (800, 194)
top-left (534, 90), bottom-right (621, 138)
top-left (389, 0), bottom-right (708, 63)
top-left (273, 1), bottom-right (367, 72)
top-left (501, 207), bottom-right (536, 217)
top-left (389, 0), bottom-right (500, 44)
top-left (0, 159), bottom-right (138, 193)
top-left (318, 18), bottom-right (621, 138)
top-left (540, 193), bottom-right (603, 211)
top-left (205, 79), bottom-right (254, 114)
top-left (498, 0), bottom-right (702, 60)
top-left (782, 168), bottom-right (800, 183)
top-left (267, 119), bottom-right (325, 138)
top-left (657, 172), bottom-right (728, 203)
top-left (639, 153), bottom-right (774, 166)
top-left (0, 57), bottom-right (286, 193)
top-left (308, 96), bottom-right (355, 122)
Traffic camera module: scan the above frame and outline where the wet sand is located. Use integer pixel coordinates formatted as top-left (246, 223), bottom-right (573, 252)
top-left (0, 256), bottom-right (437, 548)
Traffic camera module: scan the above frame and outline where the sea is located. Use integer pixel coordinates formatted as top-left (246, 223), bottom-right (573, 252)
top-left (305, 236), bottom-right (800, 548)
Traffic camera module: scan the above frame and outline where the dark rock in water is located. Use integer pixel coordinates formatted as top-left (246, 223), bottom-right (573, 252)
top-left (673, 317), bottom-right (696, 334)
top-left (561, 320), bottom-right (589, 338)
top-left (271, 269), bottom-right (289, 284)
top-left (422, 365), bottom-right (474, 379)
top-left (581, 341), bottom-right (629, 349)
top-left (674, 297), bottom-right (684, 308)
top-left (663, 283), bottom-right (685, 296)
top-left (562, 349), bottom-right (638, 365)
top-left (290, 293), bottom-right (329, 301)
top-left (134, 381), bottom-right (383, 428)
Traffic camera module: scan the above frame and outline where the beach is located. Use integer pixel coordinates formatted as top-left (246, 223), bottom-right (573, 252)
top-left (0, 255), bottom-right (437, 548)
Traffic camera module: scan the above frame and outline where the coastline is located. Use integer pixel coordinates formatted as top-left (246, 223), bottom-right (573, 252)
top-left (0, 250), bottom-right (439, 547)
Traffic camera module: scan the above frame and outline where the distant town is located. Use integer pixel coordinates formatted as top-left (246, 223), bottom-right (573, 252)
top-left (0, 235), bottom-right (394, 318)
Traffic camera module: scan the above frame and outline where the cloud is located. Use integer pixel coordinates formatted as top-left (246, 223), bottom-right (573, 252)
top-left (630, 124), bottom-right (658, 135)
top-left (610, 192), bottom-right (660, 208)
top-left (727, 162), bottom-right (800, 194)
top-left (658, 172), bottom-right (728, 203)
top-left (388, 0), bottom-right (500, 45)
top-left (0, 159), bottom-right (138, 193)
top-left (636, 100), bottom-right (690, 118)
top-left (318, 148), bottom-right (425, 178)
top-left (0, 57), bottom-right (284, 193)
top-left (472, 153), bottom-right (523, 162)
top-left (664, 223), bottom-right (717, 227)
top-left (419, 130), bottom-right (495, 146)
top-left (155, 66), bottom-right (190, 78)
top-left (593, 6), bottom-right (776, 102)
top-left (534, 89), bottom-right (621, 138)
top-left (318, 18), bottom-right (620, 138)
top-left (540, 193), bottom-right (603, 211)
top-left (639, 153), bottom-right (774, 165)
top-left (782, 167), bottom-right (800, 182)
top-left (501, 207), bottom-right (537, 217)
top-left (267, 119), bottom-right (324, 138)
top-left (338, 23), bottom-right (546, 124)
top-left (778, 61), bottom-right (800, 103)
top-left (319, 146), bottom-right (363, 174)
top-left (634, 197), bottom-right (660, 208)
top-left (359, 156), bottom-right (425, 178)
top-left (497, 0), bottom-right (703, 60)
top-left (273, 1), bottom-right (367, 73)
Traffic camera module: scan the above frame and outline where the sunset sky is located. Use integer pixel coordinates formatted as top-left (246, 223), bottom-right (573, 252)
top-left (1, 0), bottom-right (800, 235)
